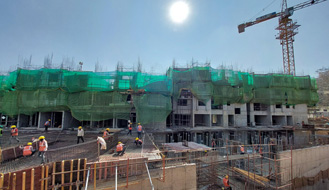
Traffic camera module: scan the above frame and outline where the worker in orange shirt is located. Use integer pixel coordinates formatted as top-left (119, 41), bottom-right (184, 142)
top-left (137, 123), bottom-right (142, 138)
top-left (127, 123), bottom-right (133, 136)
top-left (10, 125), bottom-right (19, 144)
top-left (223, 175), bottom-right (232, 190)
top-left (103, 128), bottom-right (110, 139)
top-left (116, 142), bottom-right (126, 156)
top-left (38, 136), bottom-right (48, 164)
top-left (240, 145), bottom-right (245, 154)
top-left (22, 142), bottom-right (35, 157)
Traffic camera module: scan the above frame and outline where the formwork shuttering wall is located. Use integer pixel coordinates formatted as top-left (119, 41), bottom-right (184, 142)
top-left (0, 67), bottom-right (318, 124)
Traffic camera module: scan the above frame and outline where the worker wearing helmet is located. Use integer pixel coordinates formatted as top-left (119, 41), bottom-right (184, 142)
top-left (127, 123), bottom-right (133, 136)
top-left (44, 119), bottom-right (51, 132)
top-left (137, 123), bottom-right (142, 138)
top-left (103, 128), bottom-right (110, 139)
top-left (22, 142), bottom-right (35, 157)
top-left (38, 136), bottom-right (48, 164)
top-left (77, 126), bottom-right (84, 144)
top-left (116, 142), bottom-right (126, 156)
top-left (134, 137), bottom-right (143, 146)
top-left (223, 175), bottom-right (232, 190)
top-left (10, 125), bottom-right (19, 144)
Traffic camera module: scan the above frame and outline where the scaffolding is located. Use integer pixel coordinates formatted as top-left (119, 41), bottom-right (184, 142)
top-left (0, 66), bottom-right (318, 126)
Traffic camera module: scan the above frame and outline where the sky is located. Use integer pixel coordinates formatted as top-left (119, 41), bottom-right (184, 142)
top-left (0, 0), bottom-right (328, 77)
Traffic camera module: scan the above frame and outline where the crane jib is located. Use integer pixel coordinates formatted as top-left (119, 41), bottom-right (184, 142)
top-left (256, 12), bottom-right (277, 22)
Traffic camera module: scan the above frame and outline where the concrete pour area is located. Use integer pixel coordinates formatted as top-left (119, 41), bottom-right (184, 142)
top-left (99, 131), bottom-right (162, 162)
top-left (0, 128), bottom-right (119, 173)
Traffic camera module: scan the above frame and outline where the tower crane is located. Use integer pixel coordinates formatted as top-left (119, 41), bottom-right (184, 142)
top-left (238, 0), bottom-right (327, 76)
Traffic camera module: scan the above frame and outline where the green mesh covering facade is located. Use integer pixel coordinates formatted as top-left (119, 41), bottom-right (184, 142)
top-left (0, 67), bottom-right (318, 124)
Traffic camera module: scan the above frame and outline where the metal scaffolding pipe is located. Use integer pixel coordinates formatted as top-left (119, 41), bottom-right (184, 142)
top-left (115, 164), bottom-right (118, 190)
top-left (145, 161), bottom-right (154, 190)
top-left (84, 168), bottom-right (90, 190)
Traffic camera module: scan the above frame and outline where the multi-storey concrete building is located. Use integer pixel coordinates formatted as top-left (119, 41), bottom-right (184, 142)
top-left (0, 66), bottom-right (317, 147)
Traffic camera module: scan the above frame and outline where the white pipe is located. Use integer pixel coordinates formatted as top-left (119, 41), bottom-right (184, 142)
top-left (145, 161), bottom-right (154, 190)
top-left (115, 163), bottom-right (118, 190)
top-left (84, 168), bottom-right (90, 190)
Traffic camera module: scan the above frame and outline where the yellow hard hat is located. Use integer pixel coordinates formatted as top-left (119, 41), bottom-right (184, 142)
top-left (78, 126), bottom-right (82, 129)
top-left (39, 136), bottom-right (45, 140)
top-left (27, 142), bottom-right (32, 145)
top-left (225, 175), bottom-right (229, 179)
top-left (205, 150), bottom-right (207, 153)
top-left (130, 123), bottom-right (132, 124)
top-left (48, 119), bottom-right (51, 121)
top-left (135, 138), bottom-right (139, 140)
top-left (11, 125), bottom-right (16, 128)
top-left (106, 128), bottom-right (110, 131)
top-left (138, 123), bottom-right (141, 125)
top-left (118, 142), bottom-right (122, 144)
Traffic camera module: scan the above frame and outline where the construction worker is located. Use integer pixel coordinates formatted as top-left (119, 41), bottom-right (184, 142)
top-left (44, 119), bottom-right (51, 132)
top-left (135, 137), bottom-right (143, 146)
top-left (204, 150), bottom-right (208, 157)
top-left (240, 145), bottom-right (245, 154)
top-left (222, 175), bottom-right (232, 190)
top-left (137, 123), bottom-right (142, 138)
top-left (211, 139), bottom-right (216, 149)
top-left (116, 142), bottom-right (126, 156)
top-left (77, 126), bottom-right (84, 144)
top-left (10, 125), bottom-right (19, 144)
top-left (103, 128), bottom-right (110, 138)
top-left (22, 142), bottom-right (35, 157)
top-left (38, 136), bottom-right (48, 164)
top-left (127, 123), bottom-right (133, 136)
top-left (0, 125), bottom-right (3, 147)
top-left (259, 146), bottom-right (263, 158)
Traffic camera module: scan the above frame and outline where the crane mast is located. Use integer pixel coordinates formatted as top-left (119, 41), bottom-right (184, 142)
top-left (238, 0), bottom-right (327, 76)
top-left (276, 0), bottom-right (299, 75)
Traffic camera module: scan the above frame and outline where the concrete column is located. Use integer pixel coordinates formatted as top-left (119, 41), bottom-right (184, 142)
top-left (223, 113), bottom-right (228, 127)
top-left (61, 111), bottom-right (65, 130)
top-left (17, 115), bottom-right (21, 128)
top-left (38, 112), bottom-right (42, 129)
top-left (193, 133), bottom-right (196, 142)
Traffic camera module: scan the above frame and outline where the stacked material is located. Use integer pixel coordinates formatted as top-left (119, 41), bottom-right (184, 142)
top-left (233, 167), bottom-right (269, 186)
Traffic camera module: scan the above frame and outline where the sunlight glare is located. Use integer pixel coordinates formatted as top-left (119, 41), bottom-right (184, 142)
top-left (169, 1), bottom-right (189, 24)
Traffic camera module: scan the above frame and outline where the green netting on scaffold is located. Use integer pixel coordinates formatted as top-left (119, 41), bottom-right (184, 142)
top-left (0, 66), bottom-right (319, 124)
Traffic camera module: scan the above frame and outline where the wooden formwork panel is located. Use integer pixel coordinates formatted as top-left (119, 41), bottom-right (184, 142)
top-left (0, 158), bottom-right (86, 190)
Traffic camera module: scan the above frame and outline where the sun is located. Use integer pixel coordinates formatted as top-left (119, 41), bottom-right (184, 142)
top-left (169, 1), bottom-right (190, 24)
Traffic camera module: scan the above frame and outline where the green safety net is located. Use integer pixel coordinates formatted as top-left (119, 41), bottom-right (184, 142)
top-left (133, 94), bottom-right (172, 123)
top-left (67, 91), bottom-right (131, 121)
top-left (0, 67), bottom-right (319, 124)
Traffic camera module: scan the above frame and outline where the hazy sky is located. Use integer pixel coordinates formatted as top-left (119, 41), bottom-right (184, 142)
top-left (0, 0), bottom-right (328, 77)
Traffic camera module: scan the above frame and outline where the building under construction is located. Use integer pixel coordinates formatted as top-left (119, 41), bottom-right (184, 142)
top-left (1, 64), bottom-right (328, 189)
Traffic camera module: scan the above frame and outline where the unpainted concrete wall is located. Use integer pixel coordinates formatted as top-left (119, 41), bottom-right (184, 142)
top-left (115, 163), bottom-right (197, 190)
top-left (279, 144), bottom-right (329, 184)
top-left (297, 179), bottom-right (329, 190)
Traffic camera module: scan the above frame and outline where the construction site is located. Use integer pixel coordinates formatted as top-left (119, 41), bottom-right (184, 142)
top-left (0, 0), bottom-right (329, 190)
top-left (0, 61), bottom-right (328, 190)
